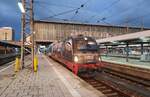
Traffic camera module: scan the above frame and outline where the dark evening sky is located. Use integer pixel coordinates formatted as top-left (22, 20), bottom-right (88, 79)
top-left (1, 0), bottom-right (150, 40)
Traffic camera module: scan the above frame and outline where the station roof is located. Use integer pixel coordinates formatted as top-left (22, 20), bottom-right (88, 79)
top-left (35, 20), bottom-right (150, 29)
top-left (0, 27), bottom-right (13, 30)
top-left (0, 41), bottom-right (33, 49)
top-left (0, 41), bottom-right (20, 47)
top-left (96, 30), bottom-right (150, 43)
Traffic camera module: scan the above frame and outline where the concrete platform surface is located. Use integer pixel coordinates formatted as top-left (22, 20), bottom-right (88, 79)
top-left (102, 56), bottom-right (150, 69)
top-left (0, 54), bottom-right (106, 97)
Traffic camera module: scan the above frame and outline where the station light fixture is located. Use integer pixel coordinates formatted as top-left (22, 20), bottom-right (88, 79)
top-left (84, 37), bottom-right (88, 40)
top-left (140, 37), bottom-right (150, 42)
top-left (33, 31), bottom-right (36, 34)
top-left (120, 42), bottom-right (125, 44)
top-left (110, 41), bottom-right (118, 44)
top-left (18, 2), bottom-right (25, 13)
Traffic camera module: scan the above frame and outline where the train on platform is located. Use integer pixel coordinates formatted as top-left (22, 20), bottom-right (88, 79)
top-left (49, 35), bottom-right (103, 75)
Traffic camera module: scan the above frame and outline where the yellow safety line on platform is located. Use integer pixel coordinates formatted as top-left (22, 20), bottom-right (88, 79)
top-left (43, 55), bottom-right (82, 97)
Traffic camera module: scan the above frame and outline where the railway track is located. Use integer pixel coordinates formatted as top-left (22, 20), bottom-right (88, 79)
top-left (102, 61), bottom-right (150, 80)
top-left (0, 53), bottom-right (20, 65)
top-left (83, 77), bottom-right (130, 97)
top-left (81, 69), bottom-right (150, 97)
top-left (103, 68), bottom-right (150, 89)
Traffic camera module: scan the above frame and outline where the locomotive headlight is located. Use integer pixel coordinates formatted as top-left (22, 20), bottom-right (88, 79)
top-left (98, 57), bottom-right (101, 61)
top-left (74, 56), bottom-right (79, 62)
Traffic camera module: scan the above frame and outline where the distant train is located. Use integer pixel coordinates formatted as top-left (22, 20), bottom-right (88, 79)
top-left (0, 46), bottom-right (16, 54)
top-left (0, 46), bottom-right (20, 65)
top-left (49, 35), bottom-right (103, 75)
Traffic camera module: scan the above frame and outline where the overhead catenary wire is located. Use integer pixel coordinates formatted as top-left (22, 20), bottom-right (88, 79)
top-left (35, 0), bottom-right (120, 23)
top-left (70, 5), bottom-right (83, 20)
top-left (70, 0), bottom-right (91, 20)
top-left (35, 0), bottom-right (121, 24)
top-left (38, 0), bottom-right (91, 21)
top-left (34, 0), bottom-right (150, 28)
top-left (34, 0), bottom-right (76, 19)
top-left (85, 0), bottom-right (121, 23)
top-left (34, 0), bottom-right (77, 20)
top-left (95, 0), bottom-right (148, 27)
top-left (39, 8), bottom-right (80, 20)
top-left (99, 0), bottom-right (121, 15)
top-left (75, 0), bottom-right (147, 27)
top-left (34, 0), bottom-right (77, 9)
top-left (102, 12), bottom-right (149, 28)
top-left (101, 0), bottom-right (146, 24)
top-left (36, 3), bottom-right (56, 16)
top-left (97, 19), bottom-right (114, 26)
top-left (104, 0), bottom-right (145, 20)
top-left (119, 12), bottom-right (150, 25)
top-left (70, 10), bottom-right (79, 20)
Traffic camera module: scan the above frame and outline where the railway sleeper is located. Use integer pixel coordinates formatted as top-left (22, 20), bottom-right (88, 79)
top-left (96, 73), bottom-right (150, 97)
top-left (92, 84), bottom-right (103, 87)
top-left (88, 81), bottom-right (98, 84)
top-left (105, 92), bottom-right (118, 97)
top-left (96, 86), bottom-right (107, 89)
top-left (101, 89), bottom-right (114, 94)
top-left (104, 68), bottom-right (150, 87)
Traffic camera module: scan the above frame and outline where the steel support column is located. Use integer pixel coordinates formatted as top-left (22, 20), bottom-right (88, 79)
top-left (20, 0), bottom-right (34, 69)
top-left (20, 0), bottom-right (25, 69)
top-left (141, 43), bottom-right (144, 55)
top-left (126, 42), bottom-right (129, 62)
top-left (30, 0), bottom-right (34, 69)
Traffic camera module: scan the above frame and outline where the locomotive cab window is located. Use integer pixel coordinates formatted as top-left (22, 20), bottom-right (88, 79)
top-left (76, 38), bottom-right (99, 52)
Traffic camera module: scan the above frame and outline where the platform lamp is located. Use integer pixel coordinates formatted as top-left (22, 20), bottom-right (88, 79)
top-left (18, 1), bottom-right (25, 69)
top-left (18, 2), bottom-right (25, 13)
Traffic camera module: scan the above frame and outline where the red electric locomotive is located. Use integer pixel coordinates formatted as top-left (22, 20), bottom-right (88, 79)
top-left (50, 35), bottom-right (103, 75)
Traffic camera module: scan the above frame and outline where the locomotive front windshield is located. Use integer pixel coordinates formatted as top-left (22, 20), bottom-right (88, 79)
top-left (76, 38), bottom-right (99, 52)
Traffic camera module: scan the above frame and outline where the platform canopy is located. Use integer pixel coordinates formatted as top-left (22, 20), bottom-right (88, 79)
top-left (0, 41), bottom-right (20, 48)
top-left (96, 30), bottom-right (150, 43)
top-left (0, 41), bottom-right (32, 48)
